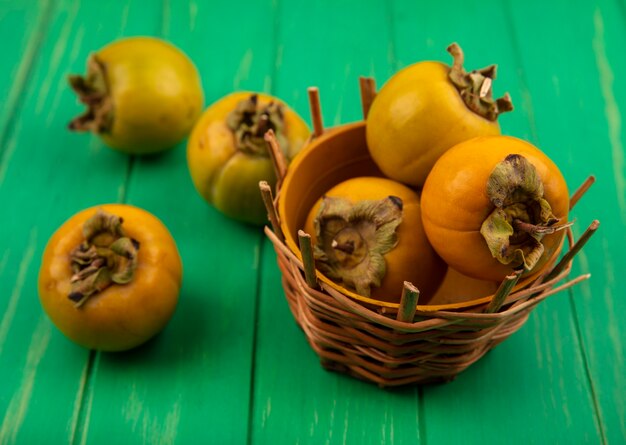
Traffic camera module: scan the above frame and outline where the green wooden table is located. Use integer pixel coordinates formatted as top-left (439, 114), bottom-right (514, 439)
top-left (1, 0), bottom-right (625, 443)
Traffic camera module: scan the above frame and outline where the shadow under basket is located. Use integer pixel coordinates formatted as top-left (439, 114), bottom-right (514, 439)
top-left (261, 93), bottom-right (598, 387)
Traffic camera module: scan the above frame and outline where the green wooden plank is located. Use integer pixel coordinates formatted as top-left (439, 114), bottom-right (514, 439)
top-left (0, 1), bottom-right (622, 444)
top-left (0, 0), bottom-right (53, 151)
top-left (0, 0), bottom-right (144, 443)
top-left (161, 0), bottom-right (276, 103)
top-left (505, 0), bottom-right (626, 442)
top-left (383, 1), bottom-right (603, 444)
top-left (266, 0), bottom-right (397, 127)
top-left (251, 1), bottom-right (424, 444)
top-left (76, 1), bottom-right (277, 444)
top-left (254, 240), bottom-right (421, 444)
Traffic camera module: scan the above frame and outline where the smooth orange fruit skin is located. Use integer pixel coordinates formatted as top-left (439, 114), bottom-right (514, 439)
top-left (421, 136), bottom-right (569, 282)
top-left (38, 204), bottom-right (182, 351)
top-left (305, 177), bottom-right (446, 304)
top-left (366, 62), bottom-right (501, 187)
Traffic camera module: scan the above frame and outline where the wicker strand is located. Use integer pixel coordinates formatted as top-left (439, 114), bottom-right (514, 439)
top-left (570, 175), bottom-right (595, 210)
top-left (264, 129), bottom-right (287, 187)
top-left (308, 87), bottom-right (324, 138)
top-left (264, 122), bottom-right (597, 385)
top-left (266, 224), bottom-right (583, 321)
top-left (545, 220), bottom-right (599, 282)
top-left (270, 225), bottom-right (588, 324)
top-left (259, 181), bottom-right (284, 243)
top-left (485, 270), bottom-right (522, 313)
top-left (359, 76), bottom-right (377, 119)
top-left (298, 230), bottom-right (319, 289)
top-left (271, 227), bottom-right (592, 386)
top-left (397, 282), bottom-right (419, 322)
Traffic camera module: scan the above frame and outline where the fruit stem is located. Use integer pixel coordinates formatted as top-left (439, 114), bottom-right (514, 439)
top-left (68, 209), bottom-right (140, 308)
top-left (332, 239), bottom-right (356, 254)
top-left (513, 218), bottom-right (573, 235)
top-left (447, 42), bottom-right (513, 121)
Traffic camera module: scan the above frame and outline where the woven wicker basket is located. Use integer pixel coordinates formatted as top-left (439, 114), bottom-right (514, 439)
top-left (260, 84), bottom-right (598, 387)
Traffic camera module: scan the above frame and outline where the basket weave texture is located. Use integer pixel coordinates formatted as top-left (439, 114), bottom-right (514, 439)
top-left (266, 226), bottom-right (579, 387)
top-left (261, 113), bottom-right (594, 387)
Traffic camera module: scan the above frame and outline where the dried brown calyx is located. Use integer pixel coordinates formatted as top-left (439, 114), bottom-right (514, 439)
top-left (447, 42), bottom-right (513, 121)
top-left (226, 94), bottom-right (288, 156)
top-left (68, 55), bottom-right (113, 133)
top-left (312, 195), bottom-right (403, 297)
top-left (480, 154), bottom-right (571, 271)
top-left (69, 209), bottom-right (140, 308)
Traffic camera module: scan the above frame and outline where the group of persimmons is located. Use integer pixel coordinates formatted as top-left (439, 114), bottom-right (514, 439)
top-left (37, 37), bottom-right (571, 352)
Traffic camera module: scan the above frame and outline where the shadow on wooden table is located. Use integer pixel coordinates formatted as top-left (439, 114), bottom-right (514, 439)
top-left (98, 289), bottom-right (214, 369)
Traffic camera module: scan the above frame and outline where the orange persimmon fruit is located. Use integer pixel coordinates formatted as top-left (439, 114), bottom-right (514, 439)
top-left (366, 43), bottom-right (513, 187)
top-left (38, 204), bottom-right (182, 351)
top-left (421, 135), bottom-right (569, 282)
top-left (304, 176), bottom-right (446, 304)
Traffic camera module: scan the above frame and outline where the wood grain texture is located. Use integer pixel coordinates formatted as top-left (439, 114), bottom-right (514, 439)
top-left (505, 0), bottom-right (626, 442)
top-left (386, 1), bottom-right (603, 443)
top-left (253, 238), bottom-right (422, 445)
top-left (0, 0), bottom-right (134, 442)
top-left (0, 0), bottom-right (53, 158)
top-left (0, 0), bottom-right (624, 444)
top-left (250, 1), bottom-right (423, 444)
top-left (74, 0), bottom-right (277, 444)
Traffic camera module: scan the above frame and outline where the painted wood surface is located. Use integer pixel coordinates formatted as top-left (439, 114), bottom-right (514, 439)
top-left (0, 0), bottom-right (624, 444)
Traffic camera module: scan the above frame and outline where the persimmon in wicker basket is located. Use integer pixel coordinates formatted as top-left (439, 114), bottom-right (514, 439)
top-left (303, 176), bottom-right (447, 304)
top-left (258, 84), bottom-right (598, 387)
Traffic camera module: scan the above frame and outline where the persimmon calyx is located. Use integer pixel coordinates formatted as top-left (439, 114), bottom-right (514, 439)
top-left (68, 209), bottom-right (140, 308)
top-left (226, 94), bottom-right (288, 156)
top-left (311, 195), bottom-right (403, 297)
top-left (68, 55), bottom-right (114, 134)
top-left (447, 42), bottom-right (513, 121)
top-left (480, 154), bottom-right (568, 271)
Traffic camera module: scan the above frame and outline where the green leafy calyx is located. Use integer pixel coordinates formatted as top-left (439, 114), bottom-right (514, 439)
top-left (226, 94), bottom-right (288, 156)
top-left (68, 209), bottom-right (140, 308)
top-left (312, 195), bottom-right (403, 297)
top-left (447, 42), bottom-right (513, 121)
top-left (480, 154), bottom-right (568, 272)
